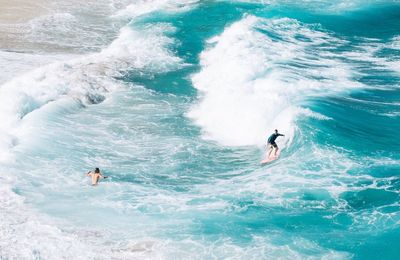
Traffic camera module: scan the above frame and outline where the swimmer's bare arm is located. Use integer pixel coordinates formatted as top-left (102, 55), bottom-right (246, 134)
top-left (99, 173), bottom-right (108, 179)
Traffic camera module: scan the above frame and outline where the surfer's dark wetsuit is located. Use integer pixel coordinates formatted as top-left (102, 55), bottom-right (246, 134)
top-left (267, 133), bottom-right (284, 147)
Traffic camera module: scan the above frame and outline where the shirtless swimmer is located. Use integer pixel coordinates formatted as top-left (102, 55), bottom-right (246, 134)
top-left (86, 167), bottom-right (107, 186)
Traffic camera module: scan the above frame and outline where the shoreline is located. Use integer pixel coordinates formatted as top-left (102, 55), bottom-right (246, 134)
top-left (0, 0), bottom-right (50, 23)
top-left (0, 0), bottom-right (52, 52)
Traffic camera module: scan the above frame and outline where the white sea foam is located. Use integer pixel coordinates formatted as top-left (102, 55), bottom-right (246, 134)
top-left (242, 0), bottom-right (392, 13)
top-left (0, 2), bottom-right (186, 257)
top-left (297, 107), bottom-right (332, 120)
top-left (0, 176), bottom-right (186, 259)
top-left (189, 15), bottom-right (360, 147)
top-left (381, 111), bottom-right (400, 117)
top-left (154, 236), bottom-right (351, 259)
top-left (0, 0), bottom-right (127, 53)
top-left (115, 0), bottom-right (199, 19)
top-left (390, 35), bottom-right (400, 50)
top-left (4, 86), bottom-right (357, 259)
top-left (0, 50), bottom-right (74, 85)
top-left (0, 20), bottom-right (183, 163)
top-left (0, 178), bottom-right (102, 259)
top-left (185, 15), bottom-right (398, 232)
top-left (339, 36), bottom-right (400, 77)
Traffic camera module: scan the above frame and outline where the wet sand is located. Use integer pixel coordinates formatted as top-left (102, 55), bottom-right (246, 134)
top-left (0, 0), bottom-right (51, 51)
top-left (0, 0), bottom-right (50, 23)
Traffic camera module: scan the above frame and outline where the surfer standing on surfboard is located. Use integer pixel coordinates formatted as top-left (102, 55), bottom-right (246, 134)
top-left (267, 129), bottom-right (285, 158)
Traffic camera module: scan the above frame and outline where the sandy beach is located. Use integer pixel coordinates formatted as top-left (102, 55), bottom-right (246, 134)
top-left (0, 0), bottom-right (52, 51)
top-left (0, 0), bottom-right (50, 23)
top-left (0, 0), bottom-right (120, 53)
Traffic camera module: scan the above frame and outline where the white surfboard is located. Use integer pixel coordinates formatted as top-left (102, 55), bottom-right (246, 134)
top-left (260, 150), bottom-right (280, 164)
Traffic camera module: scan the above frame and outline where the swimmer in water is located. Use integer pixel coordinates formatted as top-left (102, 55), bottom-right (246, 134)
top-left (86, 167), bottom-right (107, 186)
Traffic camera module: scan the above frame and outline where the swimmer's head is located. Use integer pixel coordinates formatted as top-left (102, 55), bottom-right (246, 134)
top-left (95, 167), bottom-right (100, 173)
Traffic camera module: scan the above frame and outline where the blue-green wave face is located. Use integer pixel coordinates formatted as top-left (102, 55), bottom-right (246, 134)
top-left (1, 0), bottom-right (399, 259)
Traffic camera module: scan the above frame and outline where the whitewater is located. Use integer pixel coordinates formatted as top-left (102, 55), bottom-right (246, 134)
top-left (0, 0), bottom-right (399, 259)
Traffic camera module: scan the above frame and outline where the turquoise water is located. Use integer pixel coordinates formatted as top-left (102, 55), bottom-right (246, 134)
top-left (1, 1), bottom-right (399, 259)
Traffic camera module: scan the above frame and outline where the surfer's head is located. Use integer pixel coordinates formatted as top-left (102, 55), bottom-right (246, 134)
top-left (275, 129), bottom-right (278, 133)
top-left (95, 168), bottom-right (100, 173)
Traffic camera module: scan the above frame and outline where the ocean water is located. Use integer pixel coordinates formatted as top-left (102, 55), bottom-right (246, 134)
top-left (0, 0), bottom-right (399, 259)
